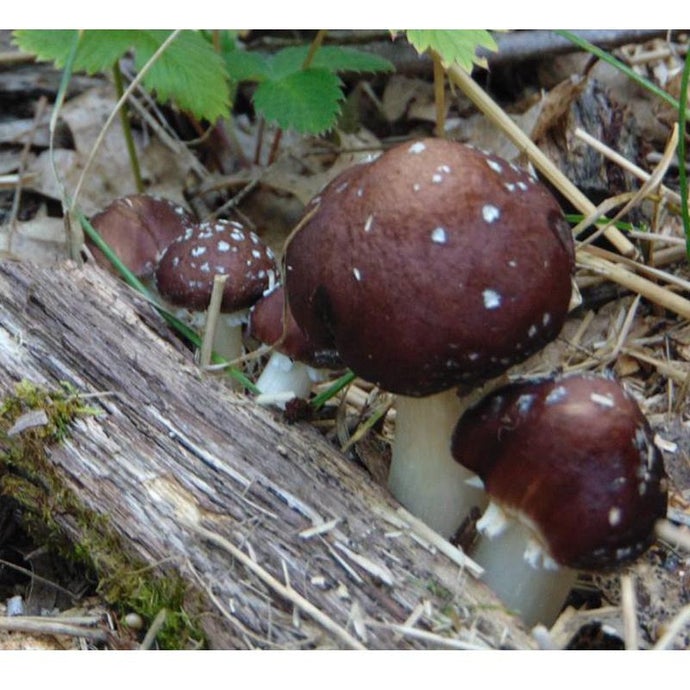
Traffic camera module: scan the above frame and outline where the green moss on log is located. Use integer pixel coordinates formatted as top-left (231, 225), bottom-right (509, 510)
top-left (0, 380), bottom-right (205, 649)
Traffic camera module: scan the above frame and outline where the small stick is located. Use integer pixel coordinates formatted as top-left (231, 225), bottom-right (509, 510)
top-left (655, 518), bottom-right (690, 552)
top-left (199, 274), bottom-right (228, 368)
top-left (0, 617), bottom-right (108, 642)
top-left (577, 249), bottom-right (690, 320)
top-left (652, 604), bottom-right (690, 649)
top-left (620, 573), bottom-right (639, 650)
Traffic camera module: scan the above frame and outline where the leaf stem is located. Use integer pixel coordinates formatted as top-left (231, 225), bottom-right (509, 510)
top-left (112, 61), bottom-right (144, 194)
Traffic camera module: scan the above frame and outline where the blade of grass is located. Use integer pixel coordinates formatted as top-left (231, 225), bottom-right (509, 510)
top-left (678, 48), bottom-right (690, 259)
top-left (49, 31), bottom-right (81, 260)
top-left (555, 30), bottom-right (679, 110)
top-left (311, 370), bottom-right (356, 410)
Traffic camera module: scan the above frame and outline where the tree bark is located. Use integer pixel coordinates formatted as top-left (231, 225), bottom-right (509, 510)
top-left (0, 259), bottom-right (534, 649)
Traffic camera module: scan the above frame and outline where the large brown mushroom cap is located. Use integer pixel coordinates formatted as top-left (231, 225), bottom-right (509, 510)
top-left (451, 373), bottom-right (668, 570)
top-left (89, 194), bottom-right (196, 279)
top-left (285, 138), bottom-right (575, 396)
top-left (155, 219), bottom-right (278, 313)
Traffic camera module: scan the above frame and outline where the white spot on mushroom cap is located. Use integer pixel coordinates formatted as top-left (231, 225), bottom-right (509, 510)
top-left (545, 385), bottom-right (568, 405)
top-left (486, 159), bottom-right (503, 174)
top-left (364, 214), bottom-right (374, 232)
top-left (590, 392), bottom-right (615, 408)
top-left (482, 204), bottom-right (501, 224)
top-left (352, 267), bottom-right (362, 281)
top-left (482, 289), bottom-right (501, 309)
top-left (516, 393), bottom-right (535, 415)
top-left (191, 246), bottom-right (206, 258)
top-left (408, 141), bottom-right (426, 154)
top-left (432, 173), bottom-right (443, 184)
top-left (217, 240), bottom-right (231, 252)
top-left (430, 227), bottom-right (447, 244)
top-left (608, 507), bottom-right (622, 527)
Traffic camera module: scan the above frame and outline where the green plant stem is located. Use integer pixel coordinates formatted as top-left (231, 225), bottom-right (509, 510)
top-left (112, 61), bottom-right (144, 194)
top-left (678, 49), bottom-right (690, 260)
top-left (303, 30), bottom-right (328, 69)
top-left (311, 370), bottom-right (356, 410)
top-left (432, 52), bottom-right (446, 137)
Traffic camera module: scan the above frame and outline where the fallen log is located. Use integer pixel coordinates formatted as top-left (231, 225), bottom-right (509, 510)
top-left (0, 258), bottom-right (534, 649)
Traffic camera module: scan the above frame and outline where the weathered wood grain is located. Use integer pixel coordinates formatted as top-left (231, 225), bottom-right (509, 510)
top-left (0, 259), bottom-right (534, 649)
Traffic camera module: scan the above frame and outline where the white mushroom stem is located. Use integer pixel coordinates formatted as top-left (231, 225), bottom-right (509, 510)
top-left (211, 314), bottom-right (246, 363)
top-left (254, 351), bottom-right (327, 408)
top-left (388, 390), bottom-right (488, 538)
top-left (470, 501), bottom-right (578, 628)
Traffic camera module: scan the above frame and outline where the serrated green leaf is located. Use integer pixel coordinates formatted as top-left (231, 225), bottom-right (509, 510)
top-left (14, 30), bottom-right (136, 73)
top-left (14, 29), bottom-right (230, 123)
top-left (253, 68), bottom-right (343, 134)
top-left (130, 31), bottom-right (230, 122)
top-left (267, 45), bottom-right (393, 79)
top-left (406, 30), bottom-right (497, 72)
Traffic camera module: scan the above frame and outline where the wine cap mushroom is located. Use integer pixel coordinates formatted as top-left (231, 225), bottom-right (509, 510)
top-left (88, 194), bottom-right (195, 279)
top-left (247, 284), bottom-right (343, 405)
top-left (155, 218), bottom-right (278, 315)
top-left (285, 137), bottom-right (575, 397)
top-left (451, 372), bottom-right (668, 570)
top-left (248, 284), bottom-right (342, 370)
top-left (154, 218), bottom-right (278, 364)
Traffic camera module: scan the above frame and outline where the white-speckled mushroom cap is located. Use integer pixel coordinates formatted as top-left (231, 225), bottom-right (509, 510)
top-left (451, 373), bottom-right (668, 570)
top-left (285, 138), bottom-right (576, 397)
top-left (155, 219), bottom-right (278, 312)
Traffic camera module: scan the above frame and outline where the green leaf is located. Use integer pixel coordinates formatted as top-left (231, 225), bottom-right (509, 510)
top-left (224, 49), bottom-right (272, 84)
top-left (14, 30), bottom-right (134, 73)
top-left (14, 29), bottom-right (230, 123)
top-left (406, 30), bottom-right (498, 72)
top-left (130, 31), bottom-right (230, 122)
top-left (253, 68), bottom-right (344, 133)
top-left (267, 45), bottom-right (393, 78)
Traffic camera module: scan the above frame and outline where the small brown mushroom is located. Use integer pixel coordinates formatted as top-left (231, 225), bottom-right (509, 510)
top-left (247, 284), bottom-right (342, 406)
top-left (451, 372), bottom-right (668, 627)
top-left (88, 194), bottom-right (195, 281)
top-left (155, 218), bottom-right (278, 362)
top-left (285, 137), bottom-right (576, 536)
